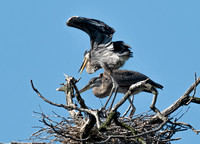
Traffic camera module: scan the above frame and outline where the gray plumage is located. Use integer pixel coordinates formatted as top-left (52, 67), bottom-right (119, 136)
top-left (67, 16), bottom-right (132, 74)
top-left (110, 70), bottom-right (163, 91)
top-left (80, 69), bottom-right (163, 98)
top-left (80, 70), bottom-right (166, 120)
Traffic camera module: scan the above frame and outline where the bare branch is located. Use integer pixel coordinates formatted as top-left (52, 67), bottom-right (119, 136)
top-left (111, 79), bottom-right (149, 112)
top-left (174, 122), bottom-right (200, 135)
top-left (151, 77), bottom-right (200, 122)
top-left (31, 80), bottom-right (70, 109)
top-left (29, 74), bottom-right (200, 143)
top-left (31, 80), bottom-right (99, 116)
top-left (186, 73), bottom-right (197, 105)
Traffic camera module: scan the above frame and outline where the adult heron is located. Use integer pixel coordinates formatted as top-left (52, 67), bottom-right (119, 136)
top-left (66, 16), bottom-right (132, 74)
top-left (79, 69), bottom-right (164, 117)
top-left (67, 16), bottom-right (132, 73)
top-left (67, 16), bottom-right (132, 112)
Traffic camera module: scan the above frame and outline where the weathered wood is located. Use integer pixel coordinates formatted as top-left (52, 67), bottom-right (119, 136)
top-left (57, 75), bottom-right (97, 139)
top-left (57, 75), bottom-right (77, 118)
top-left (111, 79), bottom-right (149, 112)
top-left (151, 77), bottom-right (200, 123)
top-left (30, 75), bottom-right (200, 143)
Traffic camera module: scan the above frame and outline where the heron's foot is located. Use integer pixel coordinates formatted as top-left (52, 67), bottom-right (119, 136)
top-left (99, 106), bottom-right (106, 112)
top-left (99, 107), bottom-right (109, 118)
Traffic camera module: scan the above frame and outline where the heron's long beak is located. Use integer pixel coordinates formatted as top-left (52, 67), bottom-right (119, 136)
top-left (79, 83), bottom-right (92, 93)
top-left (78, 57), bottom-right (88, 74)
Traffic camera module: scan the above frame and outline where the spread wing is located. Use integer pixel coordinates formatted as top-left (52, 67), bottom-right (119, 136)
top-left (67, 16), bottom-right (115, 49)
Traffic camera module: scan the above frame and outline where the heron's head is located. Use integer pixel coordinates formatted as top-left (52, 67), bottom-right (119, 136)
top-left (79, 77), bottom-right (102, 93)
top-left (78, 51), bottom-right (100, 74)
top-left (78, 50), bottom-right (90, 74)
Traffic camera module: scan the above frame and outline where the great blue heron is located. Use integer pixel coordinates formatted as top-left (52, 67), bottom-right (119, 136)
top-left (67, 16), bottom-right (132, 112)
top-left (66, 16), bottom-right (132, 74)
top-left (80, 69), bottom-right (163, 117)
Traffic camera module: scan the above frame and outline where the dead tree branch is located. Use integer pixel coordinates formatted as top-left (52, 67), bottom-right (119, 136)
top-left (151, 77), bottom-right (200, 123)
top-left (29, 75), bottom-right (200, 143)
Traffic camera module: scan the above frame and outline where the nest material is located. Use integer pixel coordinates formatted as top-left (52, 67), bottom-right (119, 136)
top-left (29, 75), bottom-right (200, 143)
top-left (29, 110), bottom-right (194, 144)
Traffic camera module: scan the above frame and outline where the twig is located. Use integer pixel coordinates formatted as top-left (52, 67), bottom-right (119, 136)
top-left (92, 119), bottom-right (167, 144)
top-left (161, 137), bottom-right (181, 142)
top-left (113, 118), bottom-right (146, 144)
top-left (186, 73), bottom-right (197, 105)
top-left (174, 122), bottom-right (200, 135)
top-left (42, 116), bottom-right (90, 142)
top-left (175, 106), bottom-right (190, 122)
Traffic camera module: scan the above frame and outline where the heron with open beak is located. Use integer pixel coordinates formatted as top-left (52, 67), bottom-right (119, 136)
top-left (66, 16), bottom-right (132, 74)
top-left (67, 16), bottom-right (132, 110)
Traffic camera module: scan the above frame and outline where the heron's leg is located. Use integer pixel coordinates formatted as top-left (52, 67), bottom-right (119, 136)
top-left (128, 96), bottom-right (135, 111)
top-left (108, 75), bottom-right (119, 110)
top-left (122, 103), bottom-right (131, 117)
top-left (122, 96), bottom-right (136, 117)
top-left (102, 75), bottom-right (119, 110)
top-left (128, 96), bottom-right (136, 116)
top-left (102, 84), bottom-right (115, 110)
top-left (97, 61), bottom-right (119, 110)
top-left (150, 89), bottom-right (168, 122)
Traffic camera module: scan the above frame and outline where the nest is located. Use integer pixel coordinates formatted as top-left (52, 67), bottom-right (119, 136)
top-left (29, 109), bottom-right (197, 144)
top-left (28, 75), bottom-right (200, 143)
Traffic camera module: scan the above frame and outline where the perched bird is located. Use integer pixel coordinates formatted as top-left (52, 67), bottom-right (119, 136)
top-left (67, 16), bottom-right (132, 110)
top-left (79, 69), bottom-right (163, 114)
top-left (66, 16), bottom-right (132, 74)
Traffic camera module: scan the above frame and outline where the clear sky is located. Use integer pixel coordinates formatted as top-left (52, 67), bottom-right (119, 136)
top-left (0, 0), bottom-right (200, 143)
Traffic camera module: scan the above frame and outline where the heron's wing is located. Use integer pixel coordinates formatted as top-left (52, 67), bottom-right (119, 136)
top-left (67, 16), bottom-right (115, 49)
top-left (114, 70), bottom-right (148, 86)
top-left (112, 70), bottom-right (163, 89)
top-left (103, 70), bottom-right (145, 87)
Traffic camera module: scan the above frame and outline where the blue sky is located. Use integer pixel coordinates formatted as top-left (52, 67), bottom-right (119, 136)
top-left (0, 0), bottom-right (200, 143)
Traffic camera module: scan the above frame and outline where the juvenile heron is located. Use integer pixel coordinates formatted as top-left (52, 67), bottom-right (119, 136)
top-left (80, 69), bottom-right (163, 116)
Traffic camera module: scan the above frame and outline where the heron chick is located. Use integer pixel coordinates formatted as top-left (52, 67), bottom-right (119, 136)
top-left (80, 70), bottom-right (163, 115)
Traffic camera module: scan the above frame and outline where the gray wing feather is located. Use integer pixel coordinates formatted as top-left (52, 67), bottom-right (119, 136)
top-left (112, 70), bottom-right (163, 89)
top-left (67, 16), bottom-right (115, 49)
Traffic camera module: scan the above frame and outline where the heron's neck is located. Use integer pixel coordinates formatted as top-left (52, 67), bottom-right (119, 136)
top-left (92, 82), bottom-right (112, 98)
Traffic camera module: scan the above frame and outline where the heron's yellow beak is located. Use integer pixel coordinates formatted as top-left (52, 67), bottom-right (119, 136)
top-left (78, 57), bottom-right (88, 74)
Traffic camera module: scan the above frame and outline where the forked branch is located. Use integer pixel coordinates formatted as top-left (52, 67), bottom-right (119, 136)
top-left (30, 74), bottom-right (200, 143)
